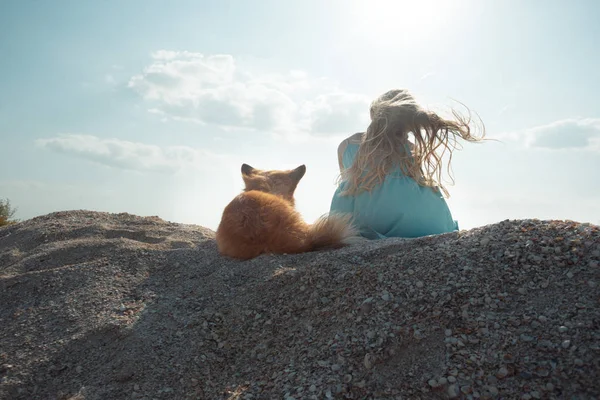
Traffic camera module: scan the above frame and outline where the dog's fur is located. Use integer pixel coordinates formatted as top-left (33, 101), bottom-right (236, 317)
top-left (216, 163), bottom-right (357, 260)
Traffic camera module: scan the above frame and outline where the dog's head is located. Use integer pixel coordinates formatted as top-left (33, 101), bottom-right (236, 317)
top-left (240, 163), bottom-right (306, 204)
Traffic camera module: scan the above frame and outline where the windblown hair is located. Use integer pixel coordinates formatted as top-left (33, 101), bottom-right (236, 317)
top-left (340, 89), bottom-right (485, 198)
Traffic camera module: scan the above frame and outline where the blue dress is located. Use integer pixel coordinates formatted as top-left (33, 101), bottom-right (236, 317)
top-left (330, 141), bottom-right (459, 239)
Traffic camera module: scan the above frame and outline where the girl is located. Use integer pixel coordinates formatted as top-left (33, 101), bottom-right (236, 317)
top-left (330, 89), bottom-right (485, 239)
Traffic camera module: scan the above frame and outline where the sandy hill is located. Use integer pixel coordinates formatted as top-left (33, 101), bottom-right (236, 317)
top-left (0, 210), bottom-right (599, 400)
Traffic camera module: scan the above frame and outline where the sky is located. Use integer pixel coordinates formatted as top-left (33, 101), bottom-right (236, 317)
top-left (1, 0), bottom-right (599, 231)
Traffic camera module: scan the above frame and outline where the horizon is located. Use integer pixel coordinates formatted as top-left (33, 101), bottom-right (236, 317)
top-left (1, 0), bottom-right (599, 231)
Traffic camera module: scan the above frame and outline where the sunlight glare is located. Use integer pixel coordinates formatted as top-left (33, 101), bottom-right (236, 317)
top-left (351, 0), bottom-right (464, 46)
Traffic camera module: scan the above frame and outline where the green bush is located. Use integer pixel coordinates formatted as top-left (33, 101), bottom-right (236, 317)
top-left (0, 198), bottom-right (18, 226)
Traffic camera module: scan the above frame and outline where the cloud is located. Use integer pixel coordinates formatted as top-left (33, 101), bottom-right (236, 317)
top-left (128, 51), bottom-right (296, 132)
top-left (128, 50), bottom-right (371, 136)
top-left (36, 134), bottom-right (227, 174)
top-left (525, 118), bottom-right (600, 151)
top-left (496, 118), bottom-right (600, 153)
top-left (301, 93), bottom-right (370, 135)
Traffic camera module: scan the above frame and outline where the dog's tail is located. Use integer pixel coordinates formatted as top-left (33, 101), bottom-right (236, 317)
top-left (308, 213), bottom-right (360, 251)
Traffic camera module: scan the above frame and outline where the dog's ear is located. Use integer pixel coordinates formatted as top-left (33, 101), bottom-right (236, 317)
top-left (290, 164), bottom-right (306, 181)
top-left (241, 163), bottom-right (255, 176)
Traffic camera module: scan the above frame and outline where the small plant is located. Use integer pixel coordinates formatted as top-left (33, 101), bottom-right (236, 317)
top-left (0, 198), bottom-right (18, 226)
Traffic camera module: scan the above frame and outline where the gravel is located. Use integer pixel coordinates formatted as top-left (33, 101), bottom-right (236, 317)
top-left (0, 210), bottom-right (599, 399)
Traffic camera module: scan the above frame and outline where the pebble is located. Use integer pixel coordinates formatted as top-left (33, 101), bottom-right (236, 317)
top-left (558, 325), bottom-right (568, 333)
top-left (416, 281), bottom-right (424, 288)
top-left (447, 385), bottom-right (460, 398)
top-left (574, 359), bottom-right (584, 366)
top-left (517, 287), bottom-right (527, 295)
top-left (363, 353), bottom-right (374, 370)
top-left (447, 376), bottom-right (457, 383)
top-left (561, 340), bottom-right (571, 348)
top-left (496, 367), bottom-right (509, 379)
top-left (360, 302), bottom-right (373, 315)
top-left (566, 272), bottom-right (574, 279)
top-left (445, 329), bottom-right (452, 337)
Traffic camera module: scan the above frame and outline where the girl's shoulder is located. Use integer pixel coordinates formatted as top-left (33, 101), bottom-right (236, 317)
top-left (347, 132), bottom-right (364, 145)
top-left (338, 132), bottom-right (363, 153)
top-left (338, 132), bottom-right (363, 147)
top-left (337, 132), bottom-right (364, 166)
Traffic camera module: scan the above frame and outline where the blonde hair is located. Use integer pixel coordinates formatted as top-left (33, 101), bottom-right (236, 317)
top-left (339, 89), bottom-right (485, 197)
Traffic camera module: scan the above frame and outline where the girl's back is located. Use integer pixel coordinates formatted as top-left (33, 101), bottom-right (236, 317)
top-left (331, 136), bottom-right (458, 239)
top-left (329, 89), bottom-right (484, 240)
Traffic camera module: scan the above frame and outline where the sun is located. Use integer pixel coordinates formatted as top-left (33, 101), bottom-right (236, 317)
top-left (349, 0), bottom-right (464, 46)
